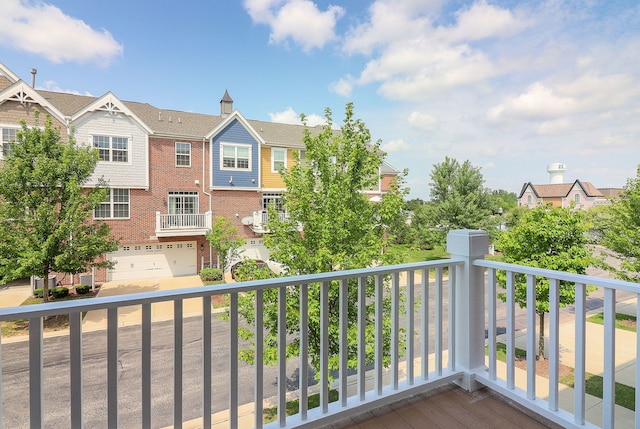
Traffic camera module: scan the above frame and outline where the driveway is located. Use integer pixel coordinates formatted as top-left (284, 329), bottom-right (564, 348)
top-left (82, 275), bottom-right (204, 331)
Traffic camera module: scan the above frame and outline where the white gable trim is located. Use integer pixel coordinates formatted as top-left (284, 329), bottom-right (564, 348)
top-left (71, 92), bottom-right (153, 133)
top-left (0, 62), bottom-right (20, 84)
top-left (0, 81), bottom-right (67, 124)
top-left (205, 110), bottom-right (265, 144)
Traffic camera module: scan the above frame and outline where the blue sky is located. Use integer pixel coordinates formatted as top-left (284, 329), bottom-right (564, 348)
top-left (1, 0), bottom-right (639, 200)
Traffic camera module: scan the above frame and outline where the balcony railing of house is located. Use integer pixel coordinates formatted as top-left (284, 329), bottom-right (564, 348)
top-left (250, 211), bottom-right (290, 234)
top-left (0, 230), bottom-right (638, 428)
top-left (155, 211), bottom-right (212, 236)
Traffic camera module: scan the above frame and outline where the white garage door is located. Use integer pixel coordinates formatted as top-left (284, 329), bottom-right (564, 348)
top-left (107, 241), bottom-right (197, 281)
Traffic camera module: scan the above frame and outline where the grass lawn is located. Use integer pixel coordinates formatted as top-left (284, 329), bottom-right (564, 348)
top-left (263, 389), bottom-right (339, 424)
top-left (386, 244), bottom-right (448, 263)
top-left (1, 289), bottom-right (99, 337)
top-left (587, 312), bottom-right (637, 332)
top-left (487, 343), bottom-right (635, 411)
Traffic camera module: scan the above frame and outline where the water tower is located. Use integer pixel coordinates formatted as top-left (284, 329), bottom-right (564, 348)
top-left (547, 162), bottom-right (566, 184)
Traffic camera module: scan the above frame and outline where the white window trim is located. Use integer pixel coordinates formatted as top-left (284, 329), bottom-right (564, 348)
top-left (271, 148), bottom-right (287, 173)
top-left (94, 188), bottom-right (131, 220)
top-left (90, 134), bottom-right (132, 164)
top-left (168, 191), bottom-right (199, 214)
top-left (175, 142), bottom-right (191, 167)
top-left (220, 142), bottom-right (252, 172)
top-left (0, 126), bottom-right (19, 160)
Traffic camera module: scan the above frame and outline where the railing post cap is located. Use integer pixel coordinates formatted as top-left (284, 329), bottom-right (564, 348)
top-left (446, 229), bottom-right (489, 258)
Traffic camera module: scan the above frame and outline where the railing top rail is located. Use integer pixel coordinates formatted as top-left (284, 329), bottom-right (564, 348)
top-left (475, 259), bottom-right (640, 293)
top-left (0, 258), bottom-right (463, 321)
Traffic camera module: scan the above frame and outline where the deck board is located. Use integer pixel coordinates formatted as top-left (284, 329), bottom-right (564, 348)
top-left (330, 384), bottom-right (559, 429)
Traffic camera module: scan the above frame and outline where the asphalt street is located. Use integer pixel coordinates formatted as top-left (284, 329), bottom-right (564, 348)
top-left (1, 314), bottom-right (308, 429)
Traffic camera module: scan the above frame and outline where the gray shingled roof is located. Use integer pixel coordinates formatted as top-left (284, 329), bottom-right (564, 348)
top-left (36, 89), bottom-right (317, 145)
top-left (22, 89), bottom-right (398, 160)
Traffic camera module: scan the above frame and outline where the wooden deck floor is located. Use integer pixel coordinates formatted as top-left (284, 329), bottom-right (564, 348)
top-left (330, 384), bottom-right (560, 429)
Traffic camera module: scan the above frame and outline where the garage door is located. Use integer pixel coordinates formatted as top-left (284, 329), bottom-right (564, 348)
top-left (107, 241), bottom-right (197, 281)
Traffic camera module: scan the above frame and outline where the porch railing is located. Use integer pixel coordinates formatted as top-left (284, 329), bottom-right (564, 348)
top-left (251, 210), bottom-right (288, 233)
top-left (0, 230), bottom-right (638, 428)
top-left (155, 211), bottom-right (212, 235)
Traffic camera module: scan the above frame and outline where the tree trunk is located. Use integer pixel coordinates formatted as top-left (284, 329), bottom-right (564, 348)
top-left (538, 311), bottom-right (545, 359)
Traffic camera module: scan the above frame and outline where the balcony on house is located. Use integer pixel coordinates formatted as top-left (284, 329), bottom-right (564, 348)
top-left (155, 210), bottom-right (212, 237)
top-left (1, 230), bottom-right (638, 428)
top-left (249, 210), bottom-right (291, 234)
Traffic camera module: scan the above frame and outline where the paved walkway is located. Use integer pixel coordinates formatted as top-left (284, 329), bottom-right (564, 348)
top-left (81, 275), bottom-right (205, 331)
top-left (0, 278), bottom-right (32, 308)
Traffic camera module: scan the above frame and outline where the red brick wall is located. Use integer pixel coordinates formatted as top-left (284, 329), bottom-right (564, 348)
top-left (211, 189), bottom-right (263, 240)
top-left (90, 137), bottom-right (214, 283)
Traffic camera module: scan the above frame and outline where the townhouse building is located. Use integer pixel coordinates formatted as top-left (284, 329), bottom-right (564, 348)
top-left (0, 63), bottom-right (398, 284)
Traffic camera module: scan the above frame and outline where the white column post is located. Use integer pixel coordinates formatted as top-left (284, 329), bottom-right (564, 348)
top-left (446, 229), bottom-right (489, 391)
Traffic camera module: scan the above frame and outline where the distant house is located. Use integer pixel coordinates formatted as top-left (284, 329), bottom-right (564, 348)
top-left (518, 180), bottom-right (613, 209)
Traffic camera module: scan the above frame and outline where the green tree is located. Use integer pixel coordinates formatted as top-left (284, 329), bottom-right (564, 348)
top-left (236, 103), bottom-right (408, 376)
top-left (0, 115), bottom-right (119, 301)
top-left (497, 204), bottom-right (594, 358)
top-left (413, 157), bottom-right (492, 248)
top-left (489, 189), bottom-right (518, 213)
top-left (404, 197), bottom-right (425, 212)
top-left (602, 166), bottom-right (640, 281)
top-left (205, 216), bottom-right (244, 272)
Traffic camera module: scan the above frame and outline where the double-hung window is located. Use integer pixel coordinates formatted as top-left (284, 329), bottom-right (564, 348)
top-left (271, 148), bottom-right (286, 172)
top-left (1, 127), bottom-right (17, 159)
top-left (176, 142), bottom-right (191, 167)
top-left (221, 143), bottom-right (251, 170)
top-left (95, 189), bottom-right (130, 219)
top-left (93, 135), bottom-right (129, 162)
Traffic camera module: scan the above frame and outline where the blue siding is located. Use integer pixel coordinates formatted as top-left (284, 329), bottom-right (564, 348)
top-left (212, 119), bottom-right (259, 188)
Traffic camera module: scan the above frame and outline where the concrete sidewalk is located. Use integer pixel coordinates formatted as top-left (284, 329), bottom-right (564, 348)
top-left (82, 275), bottom-right (205, 331)
top-left (0, 278), bottom-right (32, 308)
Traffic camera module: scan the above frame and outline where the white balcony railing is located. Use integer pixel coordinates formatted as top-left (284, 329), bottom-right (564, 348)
top-left (155, 211), bottom-right (212, 236)
top-left (0, 230), bottom-right (638, 428)
top-left (251, 210), bottom-right (290, 234)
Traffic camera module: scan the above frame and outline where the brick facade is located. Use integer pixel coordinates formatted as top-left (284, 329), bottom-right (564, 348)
top-left (0, 63), bottom-right (400, 285)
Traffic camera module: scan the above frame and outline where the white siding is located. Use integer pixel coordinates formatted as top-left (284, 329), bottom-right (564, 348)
top-left (73, 111), bottom-right (149, 188)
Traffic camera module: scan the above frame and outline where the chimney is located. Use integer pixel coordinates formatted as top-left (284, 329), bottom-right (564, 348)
top-left (30, 68), bottom-right (37, 87)
top-left (220, 89), bottom-right (233, 116)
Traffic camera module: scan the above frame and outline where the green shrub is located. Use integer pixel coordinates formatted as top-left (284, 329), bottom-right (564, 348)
top-left (52, 287), bottom-right (69, 299)
top-left (232, 260), bottom-right (276, 282)
top-left (75, 285), bottom-right (90, 295)
top-left (33, 288), bottom-right (51, 298)
top-left (200, 267), bottom-right (223, 282)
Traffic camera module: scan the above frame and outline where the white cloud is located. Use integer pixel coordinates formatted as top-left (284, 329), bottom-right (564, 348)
top-left (445, 0), bottom-right (530, 43)
top-left (343, 0), bottom-right (438, 55)
top-left (341, 1), bottom-right (532, 100)
top-left (329, 77), bottom-right (353, 97)
top-left (0, 0), bottom-right (122, 64)
top-left (407, 111), bottom-right (437, 131)
top-left (244, 0), bottom-right (344, 52)
top-left (39, 80), bottom-right (93, 96)
top-left (269, 107), bottom-right (326, 127)
top-left (381, 138), bottom-right (410, 153)
top-left (487, 82), bottom-right (577, 122)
